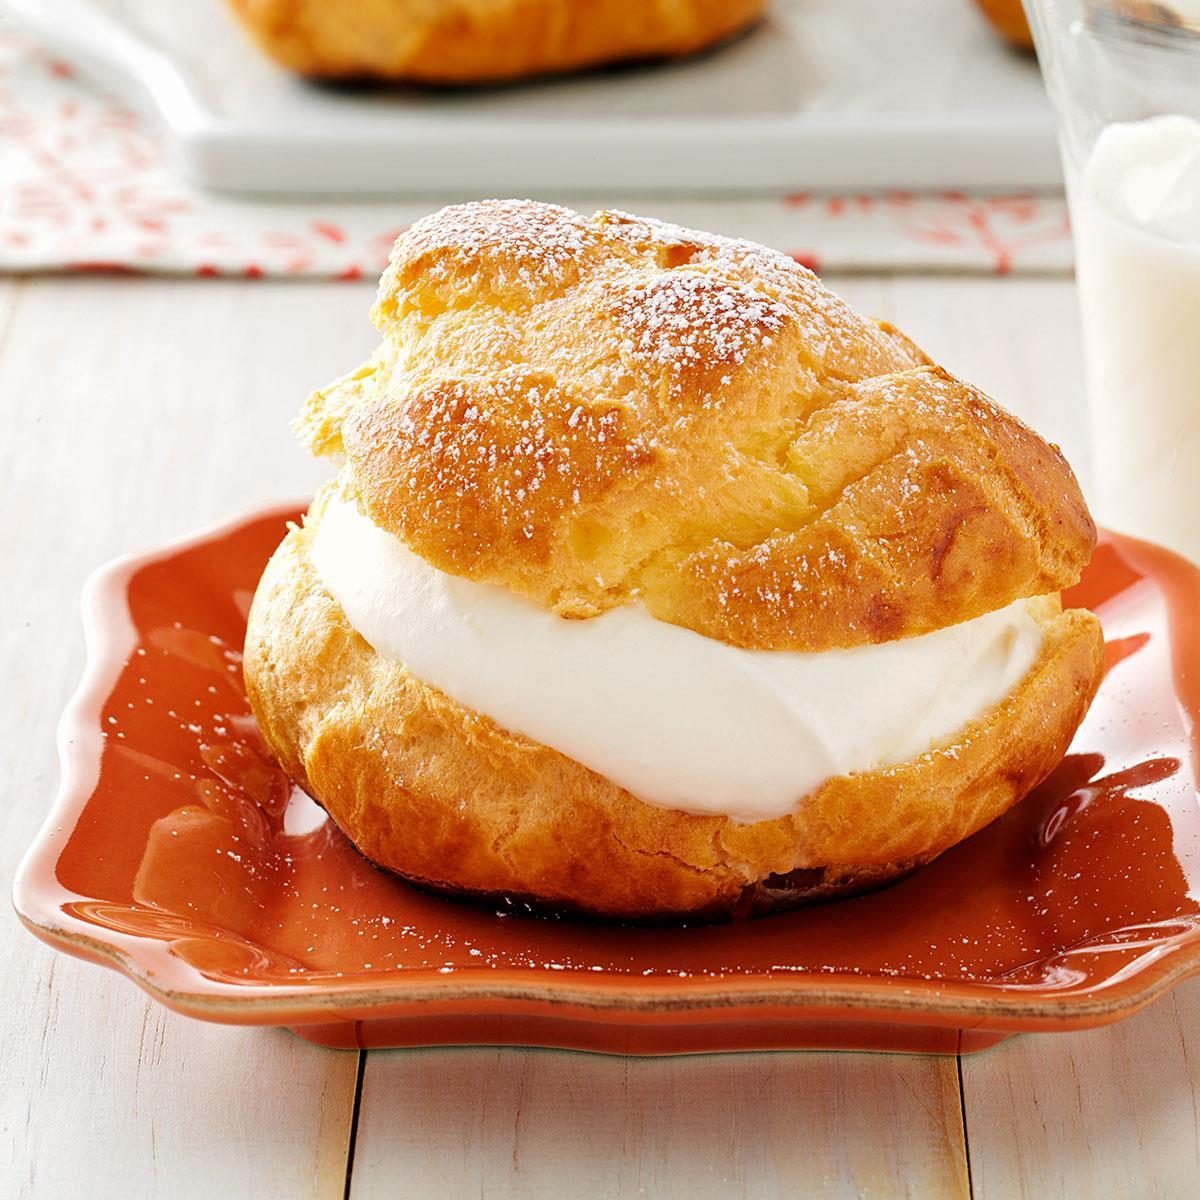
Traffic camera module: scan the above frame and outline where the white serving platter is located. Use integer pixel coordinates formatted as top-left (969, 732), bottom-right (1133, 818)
top-left (4, 0), bottom-right (1061, 195)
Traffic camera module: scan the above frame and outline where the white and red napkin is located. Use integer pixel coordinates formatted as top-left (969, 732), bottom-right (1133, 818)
top-left (0, 30), bottom-right (1073, 279)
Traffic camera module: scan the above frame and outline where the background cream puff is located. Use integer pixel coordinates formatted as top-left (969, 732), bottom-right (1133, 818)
top-left (226, 0), bottom-right (766, 83)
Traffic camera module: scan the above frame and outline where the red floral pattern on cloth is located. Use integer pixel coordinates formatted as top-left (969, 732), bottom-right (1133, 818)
top-left (0, 31), bottom-right (1073, 279)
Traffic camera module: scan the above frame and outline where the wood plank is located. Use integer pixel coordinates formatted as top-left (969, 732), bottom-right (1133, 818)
top-left (349, 1048), bottom-right (969, 1200)
top-left (0, 276), bottom-right (376, 1199)
top-left (963, 983), bottom-right (1200, 1200)
top-left (0, 278), bottom-right (19, 352)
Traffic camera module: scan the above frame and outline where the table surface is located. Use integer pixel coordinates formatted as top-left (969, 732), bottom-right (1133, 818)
top-left (3, 268), bottom-right (1198, 1200)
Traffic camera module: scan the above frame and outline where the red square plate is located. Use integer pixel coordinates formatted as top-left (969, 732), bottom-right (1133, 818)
top-left (14, 505), bottom-right (1200, 1055)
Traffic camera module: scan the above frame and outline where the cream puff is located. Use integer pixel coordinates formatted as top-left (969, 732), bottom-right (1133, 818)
top-left (244, 200), bottom-right (1104, 920)
top-left (225, 0), bottom-right (765, 84)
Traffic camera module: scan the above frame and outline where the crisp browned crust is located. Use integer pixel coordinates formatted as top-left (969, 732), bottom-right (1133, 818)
top-left (225, 0), bottom-right (765, 82)
top-left (299, 201), bottom-right (1096, 652)
top-left (243, 503), bottom-right (1105, 920)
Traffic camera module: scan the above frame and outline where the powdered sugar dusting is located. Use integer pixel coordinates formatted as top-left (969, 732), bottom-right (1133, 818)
top-left (603, 208), bottom-right (804, 278)
top-left (613, 273), bottom-right (788, 388)
top-left (386, 199), bottom-right (595, 299)
top-left (351, 368), bottom-right (657, 556)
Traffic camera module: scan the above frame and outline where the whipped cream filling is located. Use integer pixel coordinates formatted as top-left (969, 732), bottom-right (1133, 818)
top-left (311, 497), bottom-right (1044, 823)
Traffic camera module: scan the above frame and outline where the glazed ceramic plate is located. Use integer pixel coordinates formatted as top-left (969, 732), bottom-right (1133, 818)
top-left (4, 0), bottom-right (1058, 193)
top-left (14, 505), bottom-right (1200, 1055)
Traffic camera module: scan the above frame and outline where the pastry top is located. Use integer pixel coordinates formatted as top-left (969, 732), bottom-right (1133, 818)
top-left (226, 0), bottom-right (765, 83)
top-left (299, 200), bottom-right (1096, 653)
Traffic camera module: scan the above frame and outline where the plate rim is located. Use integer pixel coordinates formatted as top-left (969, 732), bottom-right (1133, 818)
top-left (14, 501), bottom-right (1200, 1033)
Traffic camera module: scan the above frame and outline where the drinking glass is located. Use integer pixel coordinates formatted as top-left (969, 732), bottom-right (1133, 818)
top-left (1023, 0), bottom-right (1200, 562)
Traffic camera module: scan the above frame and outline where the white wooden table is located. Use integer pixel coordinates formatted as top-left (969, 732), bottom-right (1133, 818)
top-left (3, 269), bottom-right (1198, 1199)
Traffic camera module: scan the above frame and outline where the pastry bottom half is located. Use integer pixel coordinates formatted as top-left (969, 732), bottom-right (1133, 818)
top-left (244, 519), bottom-right (1105, 921)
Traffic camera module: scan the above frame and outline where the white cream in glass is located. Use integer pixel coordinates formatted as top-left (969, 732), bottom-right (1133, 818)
top-left (1025, 0), bottom-right (1200, 562)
